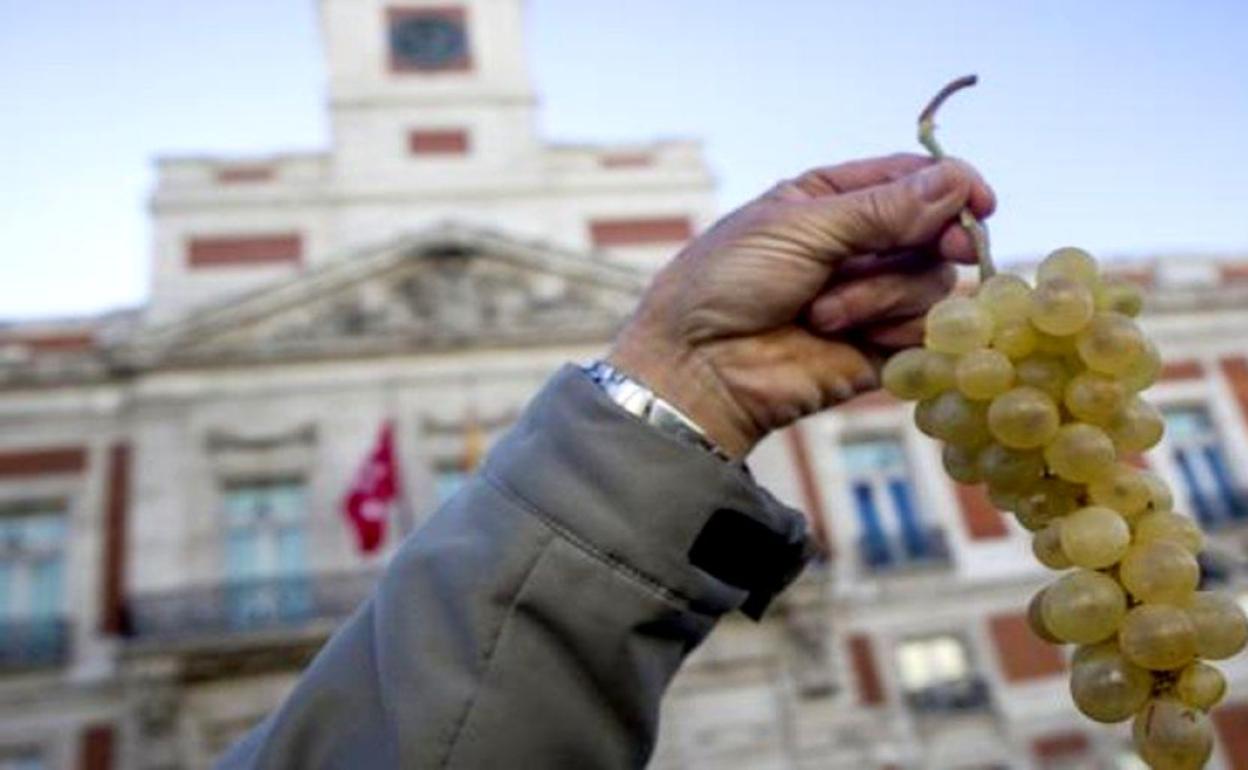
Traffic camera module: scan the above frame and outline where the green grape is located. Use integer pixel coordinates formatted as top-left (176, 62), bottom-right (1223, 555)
top-left (915, 391), bottom-right (991, 447)
top-left (1016, 478), bottom-right (1082, 528)
top-left (1033, 328), bottom-right (1076, 355)
top-left (1134, 511), bottom-right (1203, 555)
top-left (1029, 276), bottom-right (1095, 336)
top-left (977, 443), bottom-right (1045, 492)
top-left (1095, 277), bottom-right (1144, 317)
top-left (1059, 506), bottom-right (1130, 569)
top-left (1119, 541), bottom-right (1200, 604)
top-left (1044, 423), bottom-right (1116, 483)
top-left (941, 443), bottom-right (982, 484)
top-left (1042, 569), bottom-right (1127, 644)
top-left (1013, 501), bottom-right (1050, 531)
top-left (1133, 698), bottom-right (1214, 770)
top-left (976, 274), bottom-right (1033, 323)
top-left (882, 348), bottom-right (955, 400)
top-left (1032, 522), bottom-right (1072, 569)
top-left (1137, 471), bottom-right (1174, 513)
top-left (1038, 246), bottom-right (1100, 288)
top-left (1120, 338), bottom-right (1162, 392)
top-left (1175, 662), bottom-right (1226, 710)
top-left (1027, 588), bottom-right (1062, 643)
top-left (991, 318), bottom-right (1038, 360)
top-left (956, 349), bottom-right (1015, 400)
top-left (1077, 312), bottom-right (1147, 376)
top-left (1064, 371), bottom-right (1126, 426)
top-left (1183, 591), bottom-right (1248, 660)
top-left (988, 386), bottom-right (1061, 449)
top-left (1069, 641), bottom-right (1153, 723)
top-left (987, 484), bottom-right (1022, 514)
top-left (1014, 355), bottom-right (1071, 401)
top-left (1107, 396), bottom-right (1164, 454)
top-left (925, 296), bottom-right (994, 354)
top-left (1088, 463), bottom-right (1150, 518)
top-left (1118, 605), bottom-right (1197, 670)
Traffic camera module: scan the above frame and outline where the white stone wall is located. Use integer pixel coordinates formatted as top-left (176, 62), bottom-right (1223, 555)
top-left (146, 0), bottom-right (716, 324)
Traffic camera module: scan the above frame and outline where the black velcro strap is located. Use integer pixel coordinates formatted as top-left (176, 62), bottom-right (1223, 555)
top-left (688, 508), bottom-right (809, 620)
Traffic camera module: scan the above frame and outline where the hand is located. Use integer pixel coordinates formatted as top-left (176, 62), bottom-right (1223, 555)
top-left (609, 153), bottom-right (996, 458)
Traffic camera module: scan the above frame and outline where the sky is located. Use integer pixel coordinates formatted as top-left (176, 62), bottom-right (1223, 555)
top-left (1, 0), bottom-right (1246, 321)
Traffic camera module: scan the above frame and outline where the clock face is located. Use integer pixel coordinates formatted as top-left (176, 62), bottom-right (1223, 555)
top-left (389, 9), bottom-right (470, 71)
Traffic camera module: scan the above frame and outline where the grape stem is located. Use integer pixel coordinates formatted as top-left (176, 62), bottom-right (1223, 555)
top-left (917, 74), bottom-right (996, 281)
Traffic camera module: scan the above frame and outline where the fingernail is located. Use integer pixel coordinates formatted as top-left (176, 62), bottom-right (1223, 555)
top-left (912, 163), bottom-right (956, 202)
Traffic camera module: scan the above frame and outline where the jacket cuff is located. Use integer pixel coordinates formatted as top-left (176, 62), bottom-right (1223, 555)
top-left (483, 364), bottom-right (815, 619)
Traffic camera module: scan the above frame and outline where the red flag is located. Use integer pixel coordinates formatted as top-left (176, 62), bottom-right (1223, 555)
top-left (343, 421), bottom-right (400, 553)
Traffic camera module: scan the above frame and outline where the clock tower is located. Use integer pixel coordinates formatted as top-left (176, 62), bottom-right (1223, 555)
top-left (320, 0), bottom-right (541, 189)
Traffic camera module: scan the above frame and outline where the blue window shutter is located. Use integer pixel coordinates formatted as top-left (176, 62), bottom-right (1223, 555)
top-left (854, 482), bottom-right (891, 567)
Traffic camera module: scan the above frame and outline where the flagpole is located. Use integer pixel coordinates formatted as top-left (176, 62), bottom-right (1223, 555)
top-left (386, 375), bottom-right (417, 540)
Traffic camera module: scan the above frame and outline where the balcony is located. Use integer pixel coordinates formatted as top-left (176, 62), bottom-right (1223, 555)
top-left (126, 572), bottom-right (379, 650)
top-left (0, 617), bottom-right (71, 672)
top-left (906, 677), bottom-right (992, 714)
top-left (859, 526), bottom-right (951, 574)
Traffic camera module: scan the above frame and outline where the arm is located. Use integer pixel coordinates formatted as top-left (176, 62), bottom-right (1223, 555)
top-left (220, 154), bottom-right (995, 769)
top-left (220, 367), bottom-right (811, 769)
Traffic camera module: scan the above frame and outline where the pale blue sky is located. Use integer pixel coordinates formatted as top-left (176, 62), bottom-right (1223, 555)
top-left (2, 0), bottom-right (1246, 320)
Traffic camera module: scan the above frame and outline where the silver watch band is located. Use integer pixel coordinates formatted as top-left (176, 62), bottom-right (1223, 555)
top-left (580, 360), bottom-right (732, 462)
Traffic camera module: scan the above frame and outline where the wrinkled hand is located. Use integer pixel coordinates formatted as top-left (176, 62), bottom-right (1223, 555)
top-left (609, 153), bottom-right (996, 457)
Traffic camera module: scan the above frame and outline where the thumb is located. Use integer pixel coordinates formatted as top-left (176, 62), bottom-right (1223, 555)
top-left (794, 159), bottom-right (981, 261)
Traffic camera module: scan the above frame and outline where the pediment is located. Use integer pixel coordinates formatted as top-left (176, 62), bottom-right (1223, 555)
top-left (123, 223), bottom-right (646, 367)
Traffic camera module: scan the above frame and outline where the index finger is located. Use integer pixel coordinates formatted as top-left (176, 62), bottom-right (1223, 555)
top-left (783, 154), bottom-right (997, 221)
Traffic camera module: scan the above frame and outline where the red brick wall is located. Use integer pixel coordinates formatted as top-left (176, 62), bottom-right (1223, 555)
top-left (187, 234), bottom-right (302, 268)
top-left (600, 152), bottom-right (653, 168)
top-left (1221, 357), bottom-right (1248, 426)
top-left (1031, 731), bottom-right (1089, 763)
top-left (783, 426), bottom-right (832, 556)
top-left (954, 484), bottom-right (1009, 540)
top-left (78, 724), bottom-right (114, 770)
top-left (216, 165), bottom-right (274, 184)
top-left (1214, 701), bottom-right (1248, 770)
top-left (1220, 262), bottom-right (1248, 284)
top-left (1161, 359), bottom-right (1204, 380)
top-left (0, 332), bottom-right (95, 354)
top-left (408, 129), bottom-right (471, 156)
top-left (589, 217), bottom-right (693, 248)
top-left (99, 444), bottom-right (130, 636)
top-left (847, 633), bottom-right (886, 705)
top-left (0, 447), bottom-right (87, 478)
top-left (989, 612), bottom-right (1065, 682)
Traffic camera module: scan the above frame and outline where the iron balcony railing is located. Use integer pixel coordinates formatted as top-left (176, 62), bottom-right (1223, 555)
top-left (859, 526), bottom-right (951, 573)
top-left (906, 676), bottom-right (992, 714)
top-left (0, 617), bottom-right (71, 671)
top-left (126, 571), bottom-right (379, 644)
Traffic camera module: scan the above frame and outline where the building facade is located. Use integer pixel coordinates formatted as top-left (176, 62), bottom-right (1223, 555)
top-left (1, 2), bottom-right (1247, 769)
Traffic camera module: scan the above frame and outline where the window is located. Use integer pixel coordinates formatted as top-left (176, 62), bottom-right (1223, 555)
top-left (222, 479), bottom-right (309, 628)
top-left (0, 504), bottom-right (67, 621)
top-left (896, 634), bottom-right (987, 712)
top-left (433, 463), bottom-right (468, 503)
top-left (842, 438), bottom-right (946, 570)
top-left (0, 502), bottom-right (68, 669)
top-left (1164, 406), bottom-right (1247, 527)
top-left (0, 750), bottom-right (43, 770)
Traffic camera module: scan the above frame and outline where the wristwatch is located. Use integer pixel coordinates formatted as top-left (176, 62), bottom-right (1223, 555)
top-left (580, 360), bottom-right (732, 462)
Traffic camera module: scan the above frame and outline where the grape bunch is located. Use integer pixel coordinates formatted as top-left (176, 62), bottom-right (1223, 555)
top-left (883, 246), bottom-right (1248, 769)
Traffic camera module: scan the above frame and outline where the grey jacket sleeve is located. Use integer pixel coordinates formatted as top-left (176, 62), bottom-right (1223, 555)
top-left (219, 365), bottom-right (814, 770)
